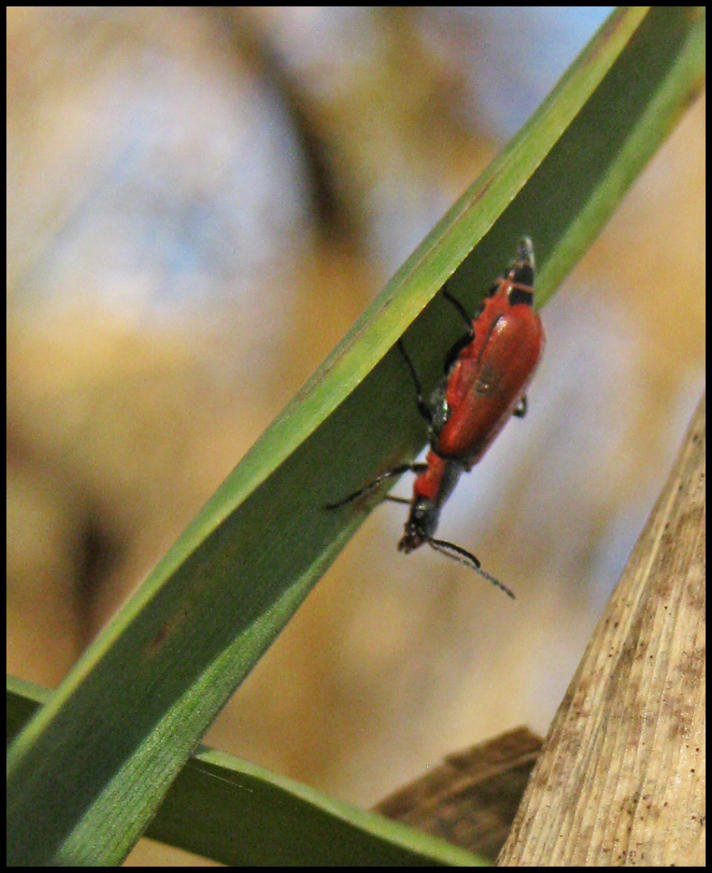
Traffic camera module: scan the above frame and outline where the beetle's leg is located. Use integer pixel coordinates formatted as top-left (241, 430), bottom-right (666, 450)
top-left (325, 463), bottom-right (428, 509)
top-left (442, 288), bottom-right (474, 333)
top-left (513, 395), bottom-right (527, 418)
top-left (442, 287), bottom-right (475, 373)
top-left (397, 339), bottom-right (432, 424)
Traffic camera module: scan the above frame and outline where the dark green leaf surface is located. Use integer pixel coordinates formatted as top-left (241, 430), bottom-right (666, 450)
top-left (7, 678), bottom-right (484, 866)
top-left (7, 7), bottom-right (705, 865)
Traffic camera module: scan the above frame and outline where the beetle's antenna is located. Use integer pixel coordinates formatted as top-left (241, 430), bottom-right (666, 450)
top-left (427, 538), bottom-right (516, 599)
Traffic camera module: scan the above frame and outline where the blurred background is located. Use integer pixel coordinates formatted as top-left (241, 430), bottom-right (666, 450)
top-left (7, 7), bottom-right (704, 866)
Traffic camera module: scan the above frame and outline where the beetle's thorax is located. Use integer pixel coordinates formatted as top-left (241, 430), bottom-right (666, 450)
top-left (398, 456), bottom-right (463, 552)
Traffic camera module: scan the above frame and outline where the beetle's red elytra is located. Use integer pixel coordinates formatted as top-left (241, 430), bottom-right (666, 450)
top-left (327, 237), bottom-right (545, 598)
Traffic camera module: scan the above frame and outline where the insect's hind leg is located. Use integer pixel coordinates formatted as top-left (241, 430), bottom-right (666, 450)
top-left (441, 287), bottom-right (475, 373)
top-left (442, 288), bottom-right (474, 334)
top-left (397, 339), bottom-right (432, 424)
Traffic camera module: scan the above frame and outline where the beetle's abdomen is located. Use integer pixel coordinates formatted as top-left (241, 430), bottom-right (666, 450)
top-left (435, 304), bottom-right (544, 470)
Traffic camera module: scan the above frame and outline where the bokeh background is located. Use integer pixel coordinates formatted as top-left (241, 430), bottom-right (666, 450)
top-left (7, 8), bottom-right (704, 866)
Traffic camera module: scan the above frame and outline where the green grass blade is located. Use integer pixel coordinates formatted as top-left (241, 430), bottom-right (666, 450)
top-left (7, 7), bottom-right (705, 865)
top-left (7, 678), bottom-right (486, 866)
top-left (153, 750), bottom-right (483, 867)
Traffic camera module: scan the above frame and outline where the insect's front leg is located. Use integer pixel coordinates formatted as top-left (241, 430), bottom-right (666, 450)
top-left (325, 462), bottom-right (428, 510)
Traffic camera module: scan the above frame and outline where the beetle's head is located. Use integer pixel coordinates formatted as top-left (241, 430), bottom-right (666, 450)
top-left (398, 497), bottom-right (439, 553)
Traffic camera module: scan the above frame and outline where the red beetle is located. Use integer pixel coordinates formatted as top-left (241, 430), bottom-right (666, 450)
top-left (328, 237), bottom-right (545, 597)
